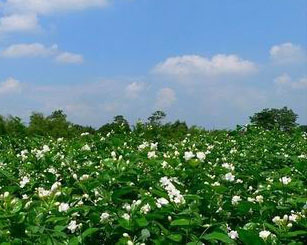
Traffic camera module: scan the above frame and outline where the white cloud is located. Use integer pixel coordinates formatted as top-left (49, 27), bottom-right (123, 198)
top-left (270, 43), bottom-right (306, 64)
top-left (0, 14), bottom-right (39, 34)
top-left (1, 43), bottom-right (84, 64)
top-left (125, 82), bottom-right (147, 99)
top-left (155, 88), bottom-right (176, 109)
top-left (274, 74), bottom-right (307, 89)
top-left (3, 0), bottom-right (110, 15)
top-left (153, 54), bottom-right (257, 79)
top-left (1, 43), bottom-right (57, 57)
top-left (0, 77), bottom-right (22, 94)
top-left (55, 52), bottom-right (84, 64)
top-left (0, 0), bottom-right (110, 35)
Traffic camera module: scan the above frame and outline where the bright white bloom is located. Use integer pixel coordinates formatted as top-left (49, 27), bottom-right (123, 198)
top-left (222, 163), bottom-right (235, 171)
top-left (225, 172), bottom-right (235, 182)
top-left (20, 176), bottom-right (30, 188)
top-left (51, 182), bottom-right (61, 192)
top-left (138, 142), bottom-right (149, 151)
top-left (100, 212), bottom-right (110, 222)
top-left (127, 241), bottom-right (134, 245)
top-left (147, 151), bottom-right (157, 159)
top-left (232, 195), bottom-right (242, 205)
top-left (272, 216), bottom-right (282, 225)
top-left (196, 152), bottom-right (206, 161)
top-left (81, 132), bottom-right (89, 136)
top-left (80, 174), bottom-right (90, 181)
top-left (228, 230), bottom-right (239, 239)
top-left (150, 142), bottom-right (158, 150)
top-left (279, 176), bottom-right (291, 185)
top-left (259, 230), bottom-right (271, 240)
top-left (289, 213), bottom-right (299, 222)
top-left (122, 213), bottom-right (130, 220)
top-left (37, 187), bottom-right (51, 198)
top-left (184, 151), bottom-right (195, 161)
top-left (67, 220), bottom-right (81, 233)
top-left (160, 177), bottom-right (185, 205)
top-left (256, 195), bottom-right (264, 203)
top-left (81, 144), bottom-right (91, 151)
top-left (58, 203), bottom-right (69, 212)
top-left (156, 197), bottom-right (169, 208)
top-left (111, 151), bottom-right (116, 159)
top-left (140, 203), bottom-right (151, 214)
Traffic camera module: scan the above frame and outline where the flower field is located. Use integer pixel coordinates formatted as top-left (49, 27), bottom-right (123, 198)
top-left (0, 126), bottom-right (306, 244)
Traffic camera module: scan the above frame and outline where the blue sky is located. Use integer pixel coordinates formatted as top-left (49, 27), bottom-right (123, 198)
top-left (0, 0), bottom-right (306, 128)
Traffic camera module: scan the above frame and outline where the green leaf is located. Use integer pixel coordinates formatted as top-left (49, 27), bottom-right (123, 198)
top-left (238, 229), bottom-right (264, 245)
top-left (136, 217), bottom-right (149, 227)
top-left (81, 227), bottom-right (99, 239)
top-left (69, 237), bottom-right (80, 245)
top-left (167, 234), bottom-right (182, 242)
top-left (170, 219), bottom-right (191, 227)
top-left (203, 232), bottom-right (234, 244)
top-left (281, 230), bottom-right (307, 238)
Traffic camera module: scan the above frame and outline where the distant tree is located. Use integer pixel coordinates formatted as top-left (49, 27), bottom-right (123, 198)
top-left (27, 112), bottom-right (48, 136)
top-left (250, 107), bottom-right (298, 131)
top-left (148, 111), bottom-right (166, 126)
top-left (98, 115), bottom-right (130, 134)
top-left (46, 110), bottom-right (70, 137)
top-left (5, 116), bottom-right (26, 135)
top-left (0, 115), bottom-right (6, 135)
top-left (299, 125), bottom-right (307, 132)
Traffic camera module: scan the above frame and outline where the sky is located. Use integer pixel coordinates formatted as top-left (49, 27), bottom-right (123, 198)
top-left (0, 0), bottom-right (306, 129)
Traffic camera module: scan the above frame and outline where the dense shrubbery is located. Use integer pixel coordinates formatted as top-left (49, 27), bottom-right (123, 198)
top-left (0, 123), bottom-right (306, 244)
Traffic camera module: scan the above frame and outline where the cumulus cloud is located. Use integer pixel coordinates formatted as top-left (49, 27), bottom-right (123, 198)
top-left (3, 0), bottom-right (110, 15)
top-left (0, 0), bottom-right (110, 35)
top-left (270, 43), bottom-right (306, 64)
top-left (274, 73), bottom-right (307, 89)
top-left (1, 43), bottom-right (57, 57)
top-left (125, 82), bottom-right (147, 99)
top-left (1, 43), bottom-right (84, 64)
top-left (153, 54), bottom-right (257, 79)
top-left (0, 77), bottom-right (22, 94)
top-left (155, 88), bottom-right (176, 109)
top-left (55, 52), bottom-right (84, 64)
top-left (0, 14), bottom-right (39, 34)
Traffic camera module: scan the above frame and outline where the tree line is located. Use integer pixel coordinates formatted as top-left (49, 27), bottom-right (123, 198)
top-left (0, 107), bottom-right (306, 138)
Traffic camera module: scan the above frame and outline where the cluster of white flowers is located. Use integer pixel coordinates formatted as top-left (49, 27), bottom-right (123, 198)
top-left (81, 132), bottom-right (90, 136)
top-left (81, 144), bottom-right (91, 151)
top-left (272, 211), bottom-right (302, 228)
top-left (259, 230), bottom-right (273, 240)
top-left (147, 151), bottom-right (157, 159)
top-left (67, 220), bottom-right (82, 233)
top-left (160, 177), bottom-right (185, 205)
top-left (155, 197), bottom-right (169, 208)
top-left (32, 145), bottom-right (50, 159)
top-left (228, 230), bottom-right (239, 240)
top-left (18, 150), bottom-right (28, 161)
top-left (183, 151), bottom-right (206, 161)
top-left (100, 212), bottom-right (110, 222)
top-left (37, 181), bottom-right (62, 199)
top-left (58, 202), bottom-right (70, 212)
top-left (231, 195), bottom-right (241, 205)
top-left (140, 203), bottom-right (151, 214)
top-left (138, 142), bottom-right (149, 151)
top-left (222, 163), bottom-right (235, 171)
top-left (19, 176), bottom-right (30, 188)
top-left (279, 176), bottom-right (292, 185)
top-left (224, 172), bottom-right (235, 182)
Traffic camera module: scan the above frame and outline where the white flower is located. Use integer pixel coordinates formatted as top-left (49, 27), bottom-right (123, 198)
top-left (80, 174), bottom-right (90, 181)
top-left (122, 213), bottom-right (130, 220)
top-left (259, 230), bottom-right (271, 240)
top-left (184, 151), bottom-right (195, 161)
top-left (196, 152), bottom-right (206, 161)
top-left (37, 187), bottom-right (51, 198)
top-left (81, 144), bottom-right (91, 151)
top-left (67, 220), bottom-right (81, 233)
top-left (147, 151), bottom-right (156, 159)
top-left (100, 212), bottom-right (110, 222)
top-left (279, 176), bottom-right (291, 185)
top-left (232, 195), bottom-right (241, 205)
top-left (127, 241), bottom-right (134, 245)
top-left (222, 163), bottom-right (235, 171)
top-left (150, 142), bottom-right (158, 150)
top-left (51, 182), bottom-right (61, 192)
top-left (20, 176), bottom-right (30, 188)
top-left (156, 197), bottom-right (169, 208)
top-left (225, 172), bottom-right (235, 182)
top-left (272, 216), bottom-right (282, 224)
top-left (140, 203), bottom-right (151, 214)
top-left (111, 151), bottom-right (116, 159)
top-left (256, 195), bottom-right (264, 203)
top-left (160, 177), bottom-right (185, 205)
top-left (58, 203), bottom-right (69, 212)
top-left (228, 230), bottom-right (239, 239)
top-left (289, 213), bottom-right (299, 222)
